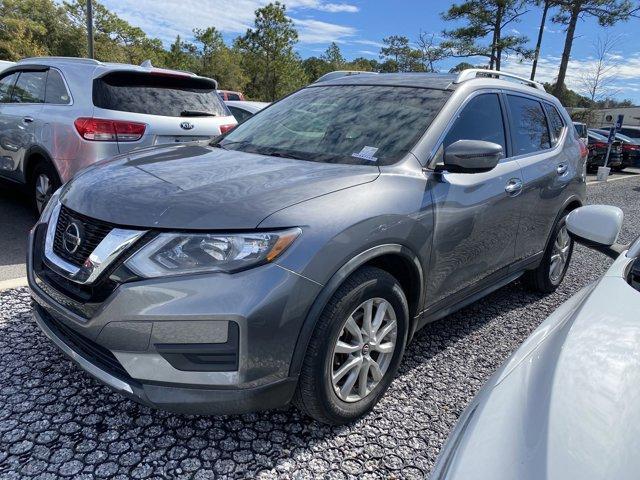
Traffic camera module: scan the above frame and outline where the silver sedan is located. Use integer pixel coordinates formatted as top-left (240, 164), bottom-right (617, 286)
top-left (432, 204), bottom-right (640, 480)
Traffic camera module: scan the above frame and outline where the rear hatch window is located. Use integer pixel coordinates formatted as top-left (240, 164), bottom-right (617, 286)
top-left (93, 71), bottom-right (229, 117)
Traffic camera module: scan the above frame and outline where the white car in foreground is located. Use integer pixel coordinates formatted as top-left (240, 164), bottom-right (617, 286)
top-left (432, 204), bottom-right (640, 480)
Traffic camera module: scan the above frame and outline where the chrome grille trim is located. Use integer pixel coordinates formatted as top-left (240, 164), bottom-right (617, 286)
top-left (44, 201), bottom-right (147, 285)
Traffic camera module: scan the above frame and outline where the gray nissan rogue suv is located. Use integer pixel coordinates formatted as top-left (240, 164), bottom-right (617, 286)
top-left (28, 70), bottom-right (586, 425)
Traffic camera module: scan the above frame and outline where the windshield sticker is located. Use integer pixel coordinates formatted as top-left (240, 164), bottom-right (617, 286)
top-left (352, 146), bottom-right (379, 162)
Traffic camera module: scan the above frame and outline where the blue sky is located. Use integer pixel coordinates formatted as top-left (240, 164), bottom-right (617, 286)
top-left (101, 0), bottom-right (640, 103)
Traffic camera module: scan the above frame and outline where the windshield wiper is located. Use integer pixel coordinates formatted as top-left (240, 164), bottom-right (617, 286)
top-left (180, 110), bottom-right (217, 117)
top-left (267, 151), bottom-right (303, 160)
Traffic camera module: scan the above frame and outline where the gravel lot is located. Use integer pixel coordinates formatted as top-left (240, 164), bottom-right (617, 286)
top-left (1, 177), bottom-right (639, 479)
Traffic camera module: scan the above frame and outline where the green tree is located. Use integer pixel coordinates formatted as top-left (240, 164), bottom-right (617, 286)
top-left (346, 57), bottom-right (381, 72)
top-left (235, 2), bottom-right (307, 100)
top-left (441, 0), bottom-right (531, 70)
top-left (379, 35), bottom-right (427, 72)
top-left (0, 0), bottom-right (84, 60)
top-left (321, 42), bottom-right (345, 70)
top-left (164, 35), bottom-right (197, 71)
top-left (551, 0), bottom-right (638, 97)
top-left (65, 0), bottom-right (165, 63)
top-left (302, 56), bottom-right (331, 81)
top-left (192, 27), bottom-right (247, 91)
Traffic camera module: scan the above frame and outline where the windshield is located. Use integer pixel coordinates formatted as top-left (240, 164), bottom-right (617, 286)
top-left (216, 85), bottom-right (450, 165)
top-left (589, 131), bottom-right (608, 142)
top-left (616, 132), bottom-right (639, 144)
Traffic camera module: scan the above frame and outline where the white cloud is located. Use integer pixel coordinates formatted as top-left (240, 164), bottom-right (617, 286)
top-left (352, 39), bottom-right (384, 48)
top-left (101, 0), bottom-right (358, 44)
top-left (501, 53), bottom-right (640, 101)
top-left (317, 3), bottom-right (359, 12)
top-left (293, 18), bottom-right (357, 43)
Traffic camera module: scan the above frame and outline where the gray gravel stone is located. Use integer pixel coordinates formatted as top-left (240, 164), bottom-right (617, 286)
top-left (1, 178), bottom-right (639, 478)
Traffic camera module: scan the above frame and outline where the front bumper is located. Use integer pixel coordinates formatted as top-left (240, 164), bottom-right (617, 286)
top-left (28, 222), bottom-right (322, 415)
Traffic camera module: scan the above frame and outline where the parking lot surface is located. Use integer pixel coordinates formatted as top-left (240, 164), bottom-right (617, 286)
top-left (0, 177), bottom-right (639, 479)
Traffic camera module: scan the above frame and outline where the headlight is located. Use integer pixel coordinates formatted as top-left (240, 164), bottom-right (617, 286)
top-left (37, 187), bottom-right (62, 224)
top-left (124, 228), bottom-right (301, 278)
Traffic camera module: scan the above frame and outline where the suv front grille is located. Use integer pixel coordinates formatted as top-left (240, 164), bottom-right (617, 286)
top-left (53, 205), bottom-right (114, 267)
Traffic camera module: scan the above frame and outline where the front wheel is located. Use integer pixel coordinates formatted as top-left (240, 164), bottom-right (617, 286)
top-left (294, 267), bottom-right (409, 425)
top-left (31, 162), bottom-right (61, 214)
top-left (522, 212), bottom-right (573, 293)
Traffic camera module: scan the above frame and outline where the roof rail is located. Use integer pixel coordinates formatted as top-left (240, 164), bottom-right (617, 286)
top-left (455, 69), bottom-right (545, 91)
top-left (18, 56), bottom-right (102, 65)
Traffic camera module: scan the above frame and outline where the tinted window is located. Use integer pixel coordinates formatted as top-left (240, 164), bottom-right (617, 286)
top-left (444, 93), bottom-right (506, 154)
top-left (12, 71), bottom-right (46, 103)
top-left (93, 72), bottom-right (228, 117)
top-left (218, 85), bottom-right (451, 166)
top-left (228, 106), bottom-right (252, 124)
top-left (507, 95), bottom-right (550, 155)
top-left (0, 72), bottom-right (18, 103)
top-left (619, 127), bottom-right (640, 139)
top-left (544, 103), bottom-right (564, 145)
top-left (227, 93), bottom-right (241, 101)
top-left (45, 70), bottom-right (71, 104)
top-left (574, 123), bottom-right (587, 138)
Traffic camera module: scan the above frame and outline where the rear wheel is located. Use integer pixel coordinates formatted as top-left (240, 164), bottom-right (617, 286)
top-left (294, 267), bottom-right (409, 425)
top-left (31, 161), bottom-right (61, 214)
top-left (522, 212), bottom-right (573, 293)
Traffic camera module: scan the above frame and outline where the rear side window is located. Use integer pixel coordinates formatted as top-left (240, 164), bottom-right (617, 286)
top-left (444, 93), bottom-right (507, 154)
top-left (507, 95), bottom-right (550, 155)
top-left (45, 70), bottom-right (71, 104)
top-left (12, 71), bottom-right (46, 103)
top-left (228, 106), bottom-right (252, 124)
top-left (544, 103), bottom-right (565, 146)
top-left (93, 71), bottom-right (229, 117)
top-left (0, 72), bottom-right (18, 103)
top-left (227, 93), bottom-right (241, 101)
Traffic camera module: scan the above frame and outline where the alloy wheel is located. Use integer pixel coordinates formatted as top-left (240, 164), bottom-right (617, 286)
top-left (35, 173), bottom-right (52, 214)
top-left (331, 298), bottom-right (398, 403)
top-left (549, 224), bottom-right (571, 284)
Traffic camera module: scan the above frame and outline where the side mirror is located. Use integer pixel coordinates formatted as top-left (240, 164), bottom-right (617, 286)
top-left (566, 205), bottom-right (626, 259)
top-left (443, 140), bottom-right (503, 174)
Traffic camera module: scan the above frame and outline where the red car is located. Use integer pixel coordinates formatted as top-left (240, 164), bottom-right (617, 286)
top-left (217, 90), bottom-right (246, 101)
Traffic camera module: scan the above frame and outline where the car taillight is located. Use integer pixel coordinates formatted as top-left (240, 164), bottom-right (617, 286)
top-left (593, 142), bottom-right (608, 149)
top-left (219, 124), bottom-right (236, 135)
top-left (578, 140), bottom-right (589, 158)
top-left (74, 117), bottom-right (146, 142)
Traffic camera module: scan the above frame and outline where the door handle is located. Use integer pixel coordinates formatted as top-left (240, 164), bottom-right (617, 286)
top-left (556, 163), bottom-right (568, 175)
top-left (22, 117), bottom-right (34, 124)
top-left (505, 178), bottom-right (523, 195)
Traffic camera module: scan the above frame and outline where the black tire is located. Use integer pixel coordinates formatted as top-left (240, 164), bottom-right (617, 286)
top-left (31, 161), bottom-right (61, 214)
top-left (522, 211), bottom-right (573, 293)
top-left (294, 266), bottom-right (409, 425)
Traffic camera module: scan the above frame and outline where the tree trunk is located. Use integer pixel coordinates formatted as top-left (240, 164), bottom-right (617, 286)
top-left (553, 2), bottom-right (580, 97)
top-left (493, 5), bottom-right (504, 70)
top-left (530, 0), bottom-right (550, 80)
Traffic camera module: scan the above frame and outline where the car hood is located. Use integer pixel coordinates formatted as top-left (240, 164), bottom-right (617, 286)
top-left (60, 144), bottom-right (379, 229)
top-left (432, 254), bottom-right (640, 480)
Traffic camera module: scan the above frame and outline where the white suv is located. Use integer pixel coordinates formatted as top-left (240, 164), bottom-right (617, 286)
top-left (0, 57), bottom-right (237, 211)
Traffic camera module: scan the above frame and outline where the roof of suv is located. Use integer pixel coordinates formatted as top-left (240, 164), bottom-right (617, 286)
top-left (317, 72), bottom-right (459, 90)
top-left (312, 70), bottom-right (554, 99)
top-left (16, 56), bottom-right (208, 82)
